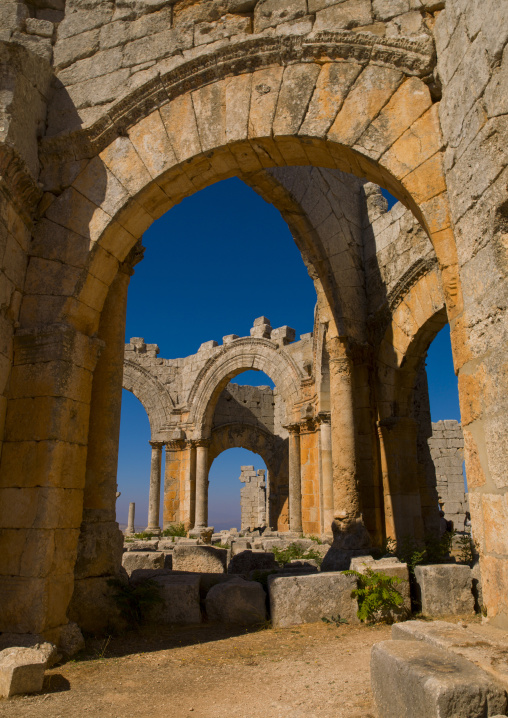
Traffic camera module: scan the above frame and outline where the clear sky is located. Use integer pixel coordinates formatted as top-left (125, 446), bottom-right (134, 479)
top-left (116, 178), bottom-right (460, 530)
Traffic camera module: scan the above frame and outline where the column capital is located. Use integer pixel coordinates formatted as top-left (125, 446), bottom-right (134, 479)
top-left (192, 438), bottom-right (211, 448)
top-left (149, 440), bottom-right (163, 450)
top-left (165, 439), bottom-right (186, 452)
top-left (285, 422), bottom-right (301, 435)
top-left (317, 412), bottom-right (331, 425)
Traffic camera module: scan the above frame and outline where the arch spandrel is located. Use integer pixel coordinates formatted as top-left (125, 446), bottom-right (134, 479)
top-left (186, 337), bottom-right (304, 438)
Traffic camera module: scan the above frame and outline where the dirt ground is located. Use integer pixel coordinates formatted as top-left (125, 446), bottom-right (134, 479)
top-left (0, 620), bottom-right (394, 718)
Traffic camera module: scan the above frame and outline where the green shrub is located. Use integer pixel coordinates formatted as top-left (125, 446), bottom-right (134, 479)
top-left (457, 533), bottom-right (474, 565)
top-left (272, 542), bottom-right (323, 568)
top-left (343, 568), bottom-right (406, 623)
top-left (107, 578), bottom-right (164, 626)
top-left (161, 522), bottom-right (187, 538)
top-left (131, 531), bottom-right (156, 540)
top-left (306, 535), bottom-right (323, 545)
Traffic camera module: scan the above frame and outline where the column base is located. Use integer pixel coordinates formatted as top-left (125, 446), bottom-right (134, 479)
top-left (188, 526), bottom-right (214, 543)
top-left (144, 526), bottom-right (161, 535)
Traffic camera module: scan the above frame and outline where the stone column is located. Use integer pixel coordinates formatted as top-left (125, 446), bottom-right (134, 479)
top-left (324, 336), bottom-right (370, 558)
top-left (377, 416), bottom-right (424, 542)
top-left (146, 441), bottom-right (163, 533)
top-left (194, 440), bottom-right (210, 529)
top-left (163, 439), bottom-right (184, 528)
top-left (288, 424), bottom-right (303, 533)
top-left (70, 249), bottom-right (143, 632)
top-left (126, 503), bottom-right (135, 535)
top-left (318, 413), bottom-right (334, 535)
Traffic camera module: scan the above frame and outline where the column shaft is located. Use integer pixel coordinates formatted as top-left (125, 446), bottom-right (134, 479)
top-left (195, 442), bottom-right (209, 528)
top-left (288, 426), bottom-right (303, 533)
top-left (319, 416), bottom-right (334, 534)
top-left (328, 337), bottom-right (360, 520)
top-left (146, 442), bottom-right (162, 532)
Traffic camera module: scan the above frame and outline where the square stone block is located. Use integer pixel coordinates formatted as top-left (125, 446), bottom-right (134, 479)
top-left (414, 564), bottom-right (474, 616)
top-left (371, 639), bottom-right (507, 718)
top-left (150, 574), bottom-right (201, 625)
top-left (268, 572), bottom-right (359, 628)
top-left (0, 647), bottom-right (46, 697)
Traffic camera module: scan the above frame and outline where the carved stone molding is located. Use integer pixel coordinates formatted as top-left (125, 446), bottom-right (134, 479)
top-left (40, 32), bottom-right (436, 164)
top-left (0, 144), bottom-right (42, 226)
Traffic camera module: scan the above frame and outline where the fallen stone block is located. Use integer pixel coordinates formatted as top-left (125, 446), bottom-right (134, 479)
top-left (0, 634), bottom-right (58, 668)
top-left (414, 564), bottom-right (474, 615)
top-left (0, 647), bottom-right (47, 697)
top-left (228, 550), bottom-right (278, 574)
top-left (123, 540), bottom-right (159, 552)
top-left (268, 572), bottom-right (359, 628)
top-left (57, 622), bottom-right (85, 660)
top-left (122, 551), bottom-right (165, 575)
top-left (371, 639), bottom-right (508, 718)
top-left (172, 545), bottom-right (227, 573)
top-left (392, 620), bottom-right (508, 690)
top-left (206, 578), bottom-right (266, 625)
top-left (150, 574), bottom-right (202, 625)
top-left (230, 539), bottom-right (252, 555)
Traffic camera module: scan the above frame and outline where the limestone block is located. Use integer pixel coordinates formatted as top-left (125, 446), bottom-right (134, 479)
top-left (58, 622), bottom-right (85, 660)
top-left (371, 639), bottom-right (508, 718)
top-left (206, 578), bottom-right (266, 625)
top-left (314, 0), bottom-right (373, 32)
top-left (231, 538), bottom-right (252, 555)
top-left (123, 540), bottom-right (159, 551)
top-left (150, 574), bottom-right (201, 625)
top-left (69, 575), bottom-right (125, 633)
top-left (253, 0), bottom-right (307, 32)
top-left (0, 647), bottom-right (47, 698)
top-left (414, 564), bottom-right (474, 616)
top-left (122, 551), bottom-right (165, 575)
top-left (268, 572), bottom-right (360, 628)
top-left (172, 545), bottom-right (227, 573)
top-left (0, 634), bottom-right (57, 668)
top-left (228, 550), bottom-right (277, 574)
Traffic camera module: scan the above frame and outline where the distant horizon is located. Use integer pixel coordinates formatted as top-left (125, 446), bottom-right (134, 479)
top-left (116, 178), bottom-right (461, 530)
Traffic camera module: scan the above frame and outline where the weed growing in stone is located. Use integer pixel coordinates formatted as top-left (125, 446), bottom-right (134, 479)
top-left (344, 568), bottom-right (406, 623)
top-left (272, 543), bottom-right (323, 567)
top-left (321, 615), bottom-right (348, 626)
top-left (457, 533), bottom-right (474, 565)
top-left (161, 522), bottom-right (187, 538)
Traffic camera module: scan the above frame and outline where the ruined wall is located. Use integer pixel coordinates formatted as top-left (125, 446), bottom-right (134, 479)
top-left (239, 465), bottom-right (266, 531)
top-left (429, 419), bottom-right (466, 530)
top-left (434, 0), bottom-right (508, 626)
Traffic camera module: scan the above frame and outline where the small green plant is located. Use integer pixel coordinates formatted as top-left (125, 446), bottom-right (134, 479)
top-left (131, 531), bottom-right (156, 540)
top-left (161, 522), bottom-right (187, 538)
top-left (321, 615), bottom-right (348, 626)
top-left (344, 568), bottom-right (406, 623)
top-left (306, 535), bottom-right (323, 545)
top-left (107, 578), bottom-right (164, 626)
top-left (457, 533), bottom-right (474, 565)
top-left (214, 542), bottom-right (230, 550)
top-left (272, 542), bottom-right (324, 568)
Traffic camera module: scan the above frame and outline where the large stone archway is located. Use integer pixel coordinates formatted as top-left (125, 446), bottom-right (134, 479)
top-left (1, 0), bottom-right (507, 637)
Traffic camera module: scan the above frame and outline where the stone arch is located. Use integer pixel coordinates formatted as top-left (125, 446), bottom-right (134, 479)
top-left (122, 359), bottom-right (174, 438)
top-left (32, 43), bottom-right (460, 341)
top-left (187, 338), bottom-right (303, 437)
top-left (208, 422), bottom-right (289, 532)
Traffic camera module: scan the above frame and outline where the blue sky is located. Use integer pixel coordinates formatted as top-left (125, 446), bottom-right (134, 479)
top-left (116, 178), bottom-right (460, 530)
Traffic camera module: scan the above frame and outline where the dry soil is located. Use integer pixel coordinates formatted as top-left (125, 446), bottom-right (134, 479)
top-left (0, 620), bottom-right (394, 718)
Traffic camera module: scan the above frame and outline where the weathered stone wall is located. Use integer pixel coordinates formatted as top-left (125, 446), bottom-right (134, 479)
top-left (434, 0), bottom-right (508, 627)
top-left (239, 465), bottom-right (266, 531)
top-left (429, 420), bottom-right (466, 530)
top-left (46, 0), bottom-right (439, 136)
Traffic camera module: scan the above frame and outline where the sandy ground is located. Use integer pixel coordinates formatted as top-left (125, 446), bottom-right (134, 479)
top-left (0, 621), bottom-right (394, 718)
